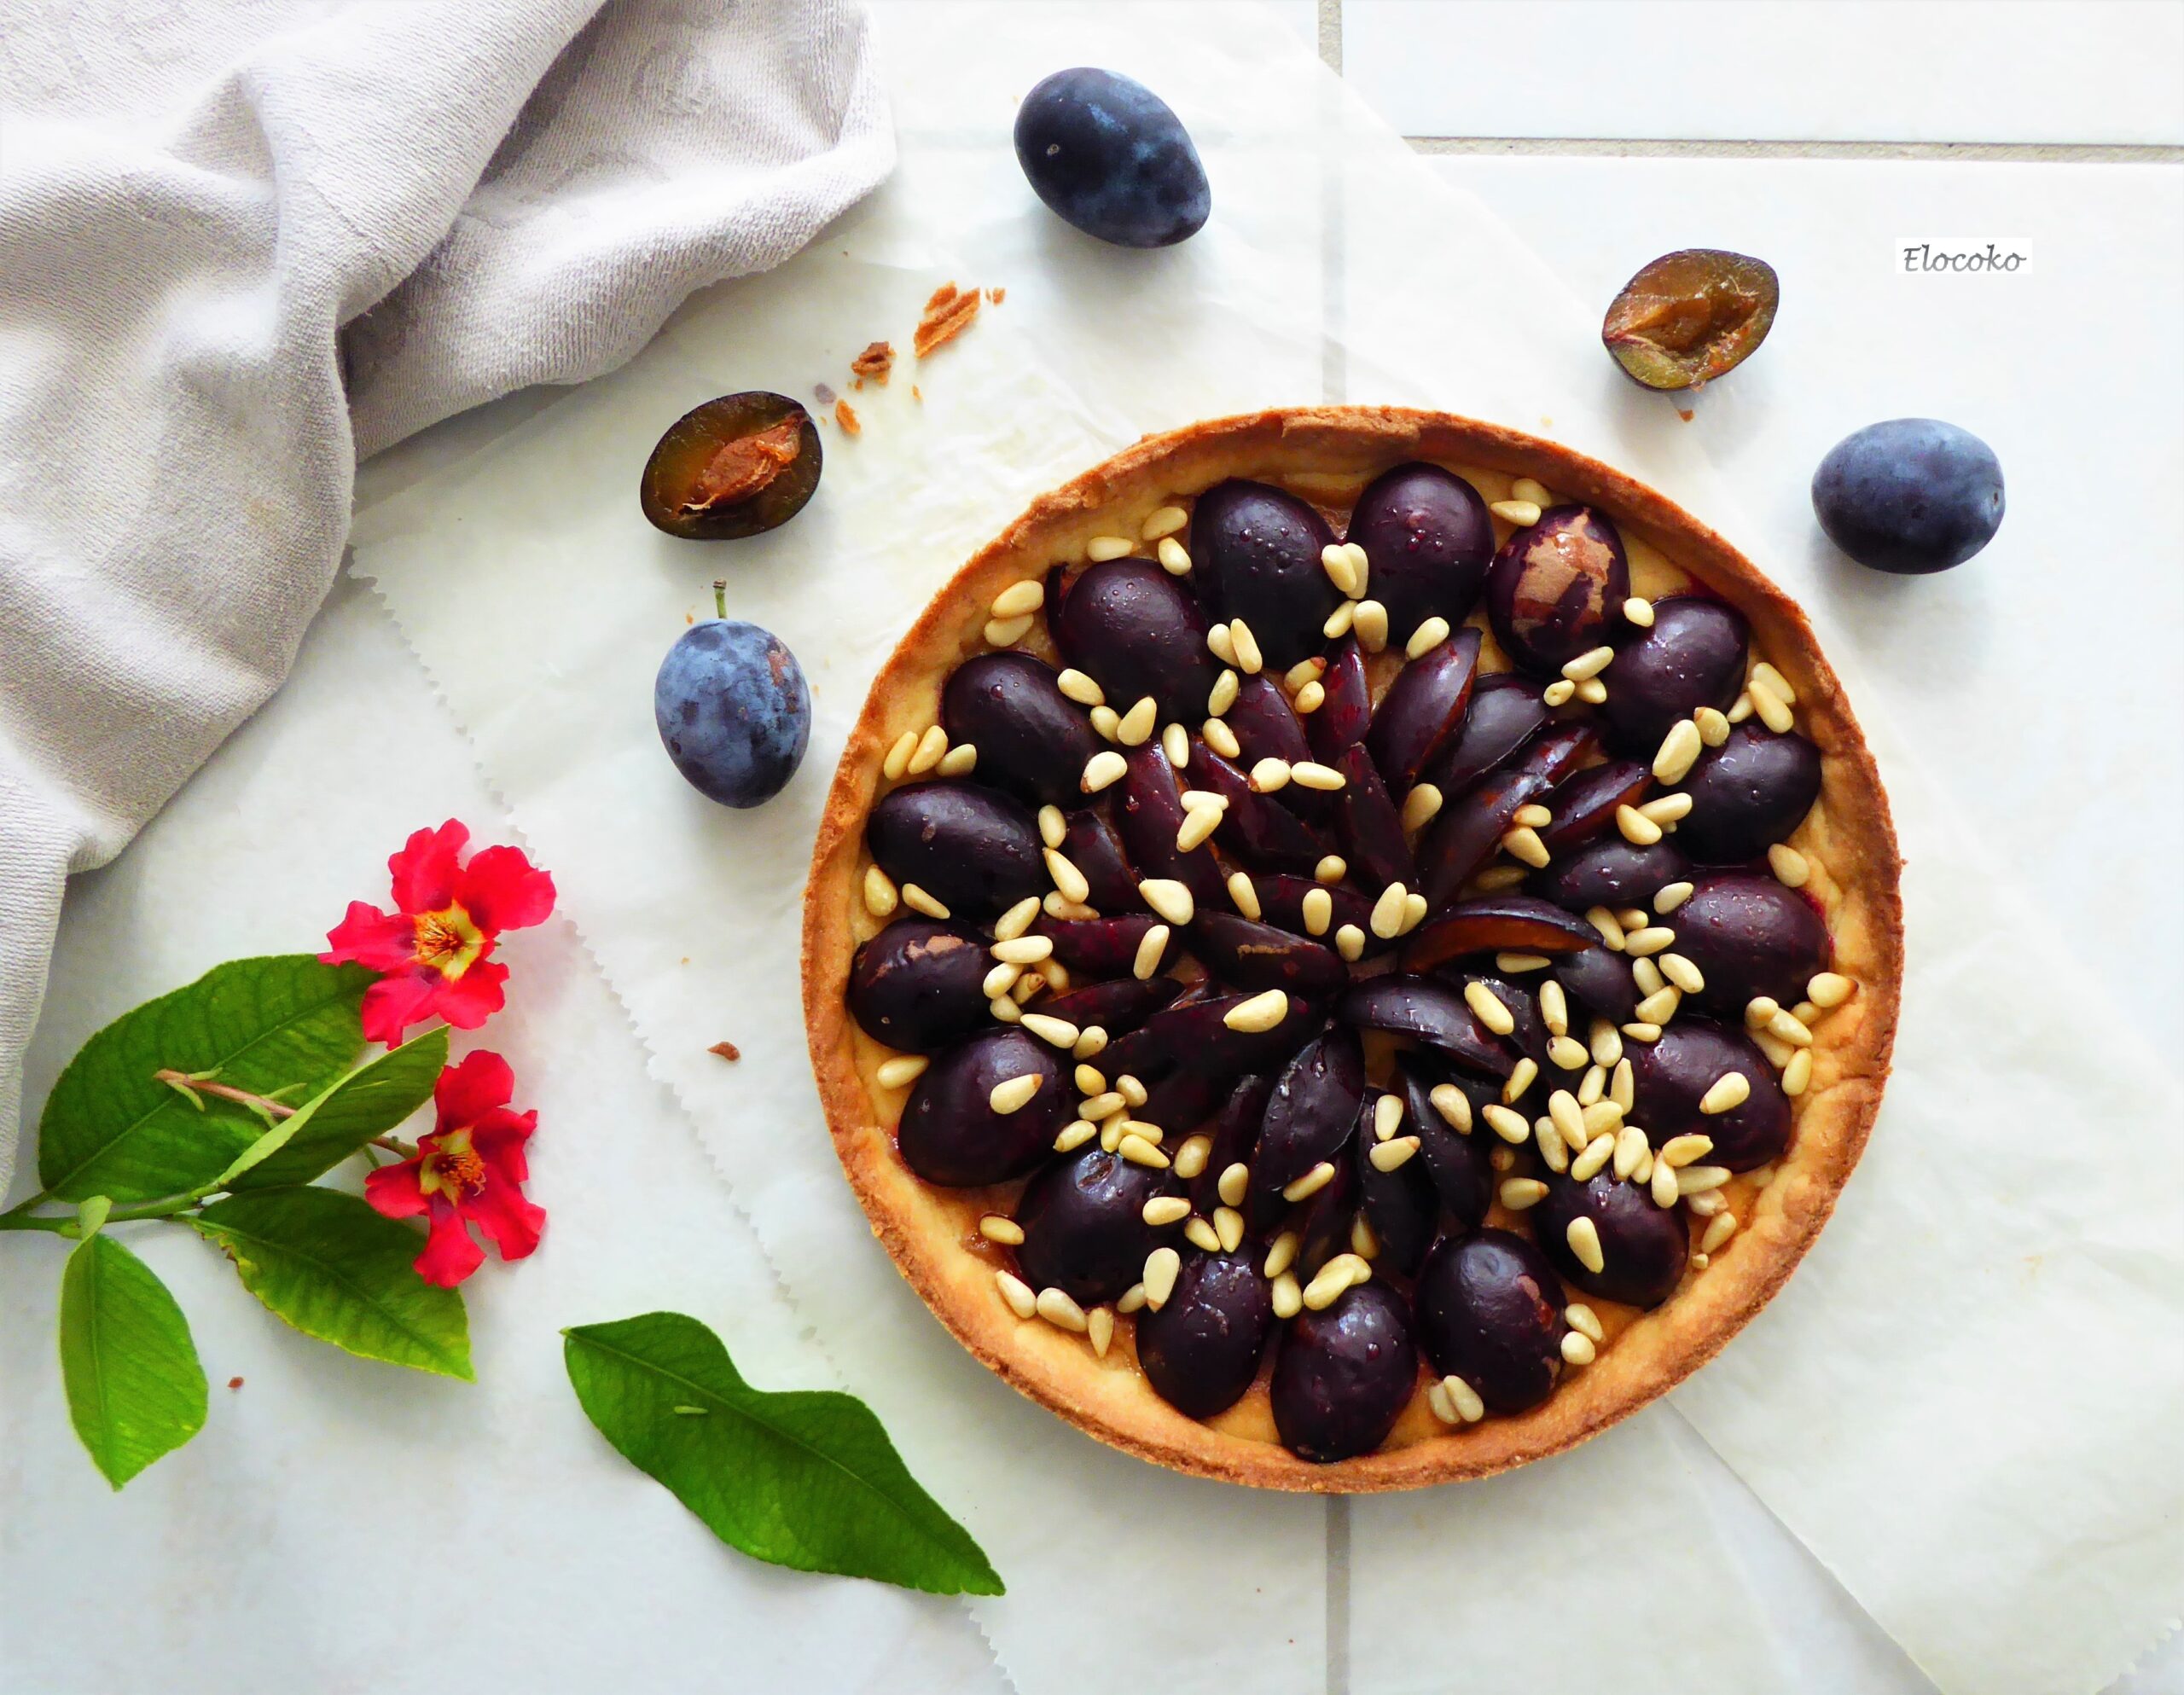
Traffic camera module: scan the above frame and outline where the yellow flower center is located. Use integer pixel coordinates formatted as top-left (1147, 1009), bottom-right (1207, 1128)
top-left (420, 1131), bottom-right (488, 1199)
top-left (412, 903), bottom-right (485, 980)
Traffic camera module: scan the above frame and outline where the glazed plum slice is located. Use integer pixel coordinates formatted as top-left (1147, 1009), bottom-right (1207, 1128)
top-left (1536, 1172), bottom-right (1689, 1309)
top-left (1355, 1089), bottom-right (1438, 1276)
top-left (1338, 975), bottom-right (1514, 1079)
top-left (1366, 626), bottom-right (1482, 793)
top-left (1191, 912), bottom-right (1349, 997)
top-left (1550, 944), bottom-right (1644, 1025)
top-left (1014, 1145), bottom-right (1173, 1307)
top-left (940, 653), bottom-right (1103, 809)
top-left (1538, 759), bottom-right (1653, 854)
top-left (1414, 1231), bottom-right (1566, 1415)
top-left (1060, 806), bottom-right (1143, 913)
top-left (1416, 722), bottom-right (1600, 909)
top-left (1599, 595), bottom-right (1748, 755)
top-left (1250, 1030), bottom-right (1366, 1201)
top-left (1271, 1280), bottom-right (1419, 1463)
top-left (1039, 975), bottom-right (1185, 1042)
top-left (1425, 674), bottom-right (1552, 798)
top-left (1628, 1017), bottom-right (1790, 1170)
top-left (1137, 1253), bottom-right (1275, 1419)
top-left (1440, 970), bottom-right (1550, 1083)
top-left (868, 780), bottom-right (1046, 920)
top-left (1292, 1150), bottom-right (1361, 1278)
top-left (1186, 743), bottom-right (1332, 875)
top-left (897, 1029), bottom-right (1067, 1187)
top-left (1117, 743), bottom-right (1225, 907)
top-left (1246, 874), bottom-right (1392, 956)
top-left (1191, 479), bottom-right (1343, 667)
top-left (1531, 833), bottom-right (1692, 915)
top-left (1332, 743), bottom-right (1414, 893)
top-left (847, 919), bottom-right (995, 1054)
top-left (1394, 1058), bottom-right (1493, 1230)
top-left (1671, 870), bottom-right (1830, 1016)
top-left (1304, 639), bottom-right (1374, 768)
top-left (1485, 504), bottom-right (1629, 676)
top-left (1401, 894), bottom-right (1600, 975)
top-left (1676, 724), bottom-right (1822, 865)
top-left (1050, 557), bottom-right (1218, 724)
top-left (1345, 461), bottom-right (1495, 642)
top-left (1101, 991), bottom-right (1321, 1135)
top-left (1189, 1073), bottom-right (1273, 1215)
top-left (1034, 914), bottom-right (1180, 980)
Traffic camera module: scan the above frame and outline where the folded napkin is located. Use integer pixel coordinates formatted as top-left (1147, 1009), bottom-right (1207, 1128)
top-left (0, 0), bottom-right (894, 1185)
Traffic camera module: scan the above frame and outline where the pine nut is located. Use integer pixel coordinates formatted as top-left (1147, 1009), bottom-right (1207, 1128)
top-left (1406, 617), bottom-right (1451, 659)
top-left (1576, 677), bottom-right (1607, 705)
top-left (1623, 596), bottom-right (1655, 628)
top-left (1635, 986), bottom-right (1682, 1025)
top-left (1082, 750), bottom-right (1127, 793)
top-left (1565, 1216), bottom-right (1606, 1274)
top-left (1316, 855), bottom-right (1348, 885)
top-left (863, 864), bottom-right (900, 918)
top-left (1142, 1247), bottom-right (1181, 1310)
top-left (1694, 705), bottom-right (1730, 746)
top-left (990, 579), bottom-right (1044, 620)
top-left (1483, 1103), bottom-right (1531, 1143)
top-left (1085, 535), bottom-right (1131, 561)
top-left (1370, 882), bottom-right (1409, 938)
top-left (1117, 1133), bottom-right (1169, 1169)
top-left (1537, 979), bottom-right (1570, 1037)
top-left (937, 744), bottom-right (978, 776)
top-left (1548, 1034), bottom-right (1589, 1071)
top-left (1019, 1013), bottom-right (1079, 1051)
top-left (1490, 498), bottom-right (1542, 525)
top-left (1301, 887), bottom-right (1333, 936)
top-left (1139, 879), bottom-right (1194, 925)
top-left (1057, 668), bottom-right (1104, 705)
top-left (1216, 1206), bottom-right (1246, 1252)
top-left (1176, 806), bottom-right (1223, 852)
top-left (1560, 1331), bottom-right (1596, 1367)
top-left (1224, 989), bottom-right (1289, 1032)
top-left (1290, 760), bottom-right (1345, 792)
top-left (1548, 1090), bottom-right (1586, 1147)
top-left (1501, 825), bottom-right (1550, 868)
top-left (1303, 1254), bottom-right (1370, 1310)
top-left (1808, 972), bottom-right (1854, 1008)
top-left (875, 1054), bottom-right (928, 1089)
top-left (1536, 1123), bottom-right (1570, 1173)
top-left (1352, 600), bottom-right (1390, 653)
top-left (1142, 504), bottom-right (1188, 541)
top-left (1369, 1135), bottom-right (1420, 1173)
top-left (1132, 924), bottom-right (1170, 981)
top-left (1249, 757), bottom-right (1292, 792)
top-left (1502, 1057), bottom-right (1539, 1104)
top-left (1263, 1231), bottom-right (1300, 1279)
top-left (1293, 681), bottom-right (1326, 713)
top-left (1464, 981), bottom-right (1515, 1035)
top-left (1269, 1270), bottom-right (1302, 1318)
top-left (1640, 792), bottom-right (1692, 826)
top-left (1217, 1162), bottom-right (1250, 1208)
top-left (1586, 906), bottom-right (1627, 950)
top-left (1611, 1059), bottom-right (1634, 1114)
top-left (1321, 542), bottom-right (1361, 597)
top-left (1445, 1374), bottom-right (1486, 1423)
top-left (1171, 1134), bottom-right (1212, 1180)
top-left (1590, 1019), bottom-right (1624, 1067)
top-left (1781, 1049), bottom-right (1813, 1097)
top-left (1401, 783), bottom-right (1443, 832)
top-left (1727, 690), bottom-right (1755, 723)
top-left (1156, 536), bottom-right (1191, 575)
top-left (984, 615), bottom-right (1033, 647)
top-left (1659, 952), bottom-right (1705, 995)
top-left (1768, 844), bottom-right (1809, 887)
top-left (902, 883), bottom-right (950, 920)
top-left (1282, 1160), bottom-right (1335, 1203)
top-left (1497, 953), bottom-right (1552, 974)
top-left (1183, 1217), bottom-right (1221, 1252)
top-left (1612, 1124), bottom-right (1649, 1179)
top-left (1699, 1072), bottom-right (1751, 1115)
top-left (1621, 1020), bottom-right (1661, 1042)
top-left (1562, 646), bottom-right (1616, 682)
top-left (882, 729), bottom-right (919, 780)
top-left (1750, 678), bottom-right (1794, 733)
top-left (995, 1270), bottom-right (1037, 1320)
top-left (1623, 926), bottom-right (1675, 956)
top-left (1500, 1177), bottom-right (1548, 1210)
top-left (1322, 601), bottom-right (1356, 639)
top-left (1206, 624), bottom-right (1236, 665)
top-left (1677, 1164), bottom-right (1730, 1197)
top-left (1768, 1007), bottom-right (1815, 1048)
top-left (1571, 1132), bottom-right (1615, 1181)
top-left (1228, 618), bottom-right (1263, 675)
top-left (1430, 1083), bottom-right (1473, 1133)
top-left (1226, 870), bottom-right (1261, 919)
top-left (1336, 924), bottom-right (1366, 961)
top-left (1577, 1064), bottom-right (1606, 1106)
top-left (1475, 864), bottom-right (1529, 891)
top-left (1701, 1212), bottom-right (1739, 1255)
top-left (1617, 804), bottom-right (1664, 846)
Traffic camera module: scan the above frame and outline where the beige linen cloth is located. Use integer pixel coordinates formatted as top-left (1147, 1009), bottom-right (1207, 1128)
top-left (0, 0), bottom-right (894, 1185)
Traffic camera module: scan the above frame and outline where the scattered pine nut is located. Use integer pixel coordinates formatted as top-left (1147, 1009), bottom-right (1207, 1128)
top-left (1782, 1049), bottom-right (1814, 1097)
top-left (1141, 504), bottom-right (1188, 541)
top-left (1653, 719), bottom-right (1703, 783)
top-left (1172, 1134), bottom-right (1213, 1181)
top-left (1175, 805), bottom-right (1223, 853)
top-left (1542, 678), bottom-right (1577, 707)
top-left (1351, 600), bottom-right (1391, 653)
top-left (1699, 1072), bottom-right (1751, 1115)
top-left (1659, 952), bottom-right (1705, 996)
top-left (1610, 1058), bottom-right (1635, 1114)
top-left (990, 579), bottom-right (1044, 619)
top-left (1117, 1283), bottom-right (1147, 1315)
top-left (1270, 1271), bottom-right (1303, 1318)
top-left (1054, 1119), bottom-right (1096, 1152)
top-left (1464, 980), bottom-right (1516, 1034)
top-left (1548, 1033), bottom-right (1589, 1071)
top-left (1082, 750), bottom-right (1127, 792)
top-left (1750, 661), bottom-right (1796, 705)
top-left (1490, 498), bottom-right (1542, 526)
top-left (1623, 596), bottom-right (1655, 628)
top-left (1117, 1133), bottom-right (1169, 1169)
top-left (1206, 624), bottom-right (1236, 665)
top-left (1087, 1306), bottom-right (1115, 1357)
top-left (1183, 1216), bottom-right (1222, 1252)
top-left (1301, 887), bottom-right (1333, 936)
top-left (1292, 680), bottom-right (1326, 713)
top-left (1335, 924), bottom-right (1366, 961)
top-left (1044, 848), bottom-right (1091, 906)
top-left (1369, 1135), bottom-right (1420, 1173)
top-left (1019, 1013), bottom-right (1079, 1049)
top-left (1207, 668), bottom-right (1240, 717)
top-left (1768, 844), bottom-right (1810, 887)
top-left (1216, 1206), bottom-right (1246, 1252)
top-left (1483, 1103), bottom-right (1531, 1144)
top-left (863, 864), bottom-right (900, 918)
top-left (1474, 863), bottom-right (1530, 891)
top-left (1321, 542), bottom-right (1362, 597)
top-left (1497, 952), bottom-right (1552, 973)
top-left (1621, 1020), bottom-right (1662, 1042)
top-left (1249, 757), bottom-right (1292, 792)
top-left (1284, 655), bottom-right (1326, 692)
top-left (995, 1270), bottom-right (1037, 1320)
top-left (1157, 536), bottom-right (1192, 576)
top-left (1639, 792), bottom-right (1692, 826)
top-left (1203, 717), bottom-right (1242, 758)
top-left (984, 615), bottom-right (1033, 647)
top-left (1291, 760), bottom-right (1345, 792)
top-left (1653, 881), bottom-right (1694, 916)
top-left (1585, 906), bottom-right (1627, 950)
top-left (1228, 618), bottom-right (1263, 675)
top-left (1282, 1160), bottom-right (1335, 1203)
top-left (1036, 1286), bottom-right (1089, 1332)
top-left (1502, 1057), bottom-right (1539, 1104)
top-left (1401, 783), bottom-right (1443, 832)
top-left (1115, 695), bottom-right (1158, 746)
top-left (1565, 1216), bottom-right (1606, 1274)
top-left (1561, 645), bottom-right (1616, 682)
top-left (1502, 825), bottom-right (1550, 868)
top-left (1085, 535), bottom-right (1131, 561)
top-left (994, 895), bottom-right (1042, 941)
top-left (990, 996), bottom-right (1022, 1024)
top-left (1370, 882), bottom-right (1409, 938)
top-left (1575, 676), bottom-right (1607, 705)
top-left (992, 934), bottom-right (1054, 965)
top-left (937, 744), bottom-right (978, 776)
top-left (1227, 870), bottom-right (1262, 920)
top-left (1218, 1162), bottom-right (1250, 1208)
top-left (1727, 691), bottom-right (1755, 724)
top-left (1623, 926), bottom-right (1675, 957)
top-left (979, 1214), bottom-right (1024, 1246)
top-left (1142, 1247), bottom-right (1181, 1310)
top-left (1577, 1064), bottom-right (1606, 1106)
top-left (1073, 1025), bottom-right (1108, 1060)
top-left (1058, 668), bottom-right (1104, 706)
top-left (1701, 1212), bottom-right (1739, 1255)
top-left (1132, 923), bottom-right (1170, 980)
top-left (1500, 1177), bottom-right (1548, 1210)
top-left (1650, 1159), bottom-right (1681, 1207)
top-left (1303, 1253), bottom-right (1370, 1310)
top-left (1509, 477), bottom-right (1552, 505)
top-left (1225, 989), bottom-right (1290, 1033)
top-left (1750, 684), bottom-right (1793, 733)
top-left (1694, 705), bottom-right (1731, 746)
top-left (1677, 1164), bottom-right (1731, 1197)
top-left (1263, 1231), bottom-right (1301, 1279)
top-left (1617, 804), bottom-right (1664, 846)
top-left (876, 1054), bottom-right (928, 1089)
top-left (882, 729), bottom-right (920, 781)
top-left (1560, 1331), bottom-right (1596, 1367)
top-left (1406, 617), bottom-right (1452, 659)
top-left (989, 1074), bottom-right (1042, 1115)
top-left (1374, 1093), bottom-right (1405, 1141)
top-left (1590, 1019), bottom-right (1624, 1068)
top-left (1635, 986), bottom-right (1682, 1025)
top-left (1323, 601), bottom-right (1356, 639)
top-left (1613, 1124), bottom-right (1649, 1179)
top-left (1808, 971), bottom-right (1855, 1008)
top-left (902, 883), bottom-right (950, 920)
top-left (1430, 1083), bottom-right (1473, 1133)
top-left (1316, 854), bottom-right (1349, 885)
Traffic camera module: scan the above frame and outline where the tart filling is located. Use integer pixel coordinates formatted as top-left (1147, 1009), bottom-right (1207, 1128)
top-left (804, 409), bottom-right (1899, 1489)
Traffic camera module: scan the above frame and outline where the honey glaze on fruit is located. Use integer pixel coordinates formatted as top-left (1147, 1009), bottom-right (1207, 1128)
top-left (842, 461), bottom-right (1862, 1466)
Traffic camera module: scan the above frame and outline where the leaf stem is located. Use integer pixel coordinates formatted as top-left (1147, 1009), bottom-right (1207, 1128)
top-left (154, 1071), bottom-right (297, 1120)
top-left (713, 577), bottom-right (728, 619)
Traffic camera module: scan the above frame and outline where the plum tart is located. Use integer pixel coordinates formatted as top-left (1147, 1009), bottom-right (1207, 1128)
top-left (802, 407), bottom-right (1900, 1489)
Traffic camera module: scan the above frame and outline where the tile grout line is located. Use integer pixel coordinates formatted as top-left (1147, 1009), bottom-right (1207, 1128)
top-left (1315, 11), bottom-right (1351, 1694)
top-left (1405, 135), bottom-right (2184, 162)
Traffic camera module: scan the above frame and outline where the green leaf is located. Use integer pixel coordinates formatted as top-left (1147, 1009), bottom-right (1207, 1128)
top-left (227, 1026), bottom-right (446, 1191)
top-left (58, 1233), bottom-right (208, 1488)
top-left (563, 1313), bottom-right (1001, 1597)
top-left (38, 955), bottom-right (374, 1203)
top-left (192, 1187), bottom-right (472, 1380)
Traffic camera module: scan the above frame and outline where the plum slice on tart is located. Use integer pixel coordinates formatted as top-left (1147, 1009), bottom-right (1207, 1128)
top-left (804, 408), bottom-right (1899, 1490)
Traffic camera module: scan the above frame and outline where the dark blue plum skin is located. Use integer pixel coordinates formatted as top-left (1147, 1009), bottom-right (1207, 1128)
top-left (654, 620), bottom-right (810, 807)
top-left (1345, 462), bottom-right (1495, 642)
top-left (1192, 479), bottom-right (1342, 669)
top-left (1137, 1252), bottom-right (1275, 1419)
top-left (1812, 418), bottom-right (2004, 574)
top-left (1270, 1280), bottom-right (1419, 1463)
top-left (1014, 68), bottom-right (1210, 249)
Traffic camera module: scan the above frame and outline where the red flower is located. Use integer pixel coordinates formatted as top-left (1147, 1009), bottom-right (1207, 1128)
top-left (365, 1050), bottom-right (545, 1286)
top-left (322, 821), bottom-right (555, 1047)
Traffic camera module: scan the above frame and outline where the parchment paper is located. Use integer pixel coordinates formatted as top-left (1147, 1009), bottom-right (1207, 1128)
top-left (351, 6), bottom-right (2182, 1693)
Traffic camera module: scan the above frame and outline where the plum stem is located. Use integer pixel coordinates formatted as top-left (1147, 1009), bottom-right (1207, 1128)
top-left (712, 578), bottom-right (728, 620)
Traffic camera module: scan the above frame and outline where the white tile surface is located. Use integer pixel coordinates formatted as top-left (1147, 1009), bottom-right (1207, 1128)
top-left (1346, 1), bottom-right (2184, 142)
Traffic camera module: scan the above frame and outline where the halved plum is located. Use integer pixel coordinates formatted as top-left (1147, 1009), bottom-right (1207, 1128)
top-left (1248, 874), bottom-right (1392, 956)
top-left (1060, 805), bottom-right (1144, 912)
top-left (897, 1029), bottom-right (1067, 1187)
top-left (1034, 914), bottom-right (1180, 980)
top-left (1014, 1144), bottom-right (1173, 1307)
top-left (1292, 1150), bottom-right (1361, 1277)
top-left (1271, 1280), bottom-right (1419, 1462)
top-left (1039, 975), bottom-right (1185, 1041)
top-left (1332, 743), bottom-right (1414, 893)
top-left (1366, 626), bottom-right (1482, 793)
top-left (1191, 911), bottom-right (1350, 997)
top-left (1401, 894), bottom-right (1600, 974)
top-left (1485, 505), bottom-right (1629, 676)
top-left (1117, 742), bottom-right (1225, 906)
top-left (867, 780), bottom-right (1047, 920)
top-left (1675, 724), bottom-right (1822, 866)
top-left (1671, 870), bottom-right (1830, 1016)
top-left (1345, 461), bottom-right (1495, 642)
top-left (1137, 1252), bottom-right (1275, 1419)
top-left (1602, 249), bottom-right (1780, 392)
top-left (1189, 1072), bottom-right (1273, 1215)
top-left (1393, 1058), bottom-right (1493, 1230)
top-left (1049, 557), bottom-right (1218, 724)
top-left (1628, 1017), bottom-right (1790, 1170)
top-left (1531, 833), bottom-right (1691, 915)
top-left (940, 652), bottom-right (1103, 809)
top-left (1101, 991), bottom-right (1321, 1135)
top-left (1354, 1089), bottom-right (1438, 1276)
top-left (1414, 1231), bottom-right (1566, 1415)
top-left (1186, 742), bottom-right (1332, 875)
top-left (1191, 479), bottom-right (1343, 668)
top-left (1538, 759), bottom-right (1653, 854)
top-left (1338, 975), bottom-right (1514, 1078)
top-left (1251, 1029), bottom-right (1366, 1197)
top-left (1417, 722), bottom-right (1599, 908)
top-left (1305, 639), bottom-right (1374, 767)
top-left (1426, 674), bottom-right (1552, 798)
top-left (1598, 595), bottom-right (1748, 755)
top-left (1550, 944), bottom-right (1644, 1025)
top-left (847, 919), bottom-right (995, 1054)
top-left (1536, 1172), bottom-right (1689, 1309)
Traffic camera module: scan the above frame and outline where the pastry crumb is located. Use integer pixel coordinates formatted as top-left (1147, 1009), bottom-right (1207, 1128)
top-left (915, 282), bottom-right (982, 358)
top-left (851, 340), bottom-right (894, 386)
top-left (228, 1376), bottom-right (244, 1390)
top-left (835, 398), bottom-right (862, 436)
top-left (709, 1041), bottom-right (741, 1061)
top-left (985, 286), bottom-right (1006, 305)
top-left (911, 385), bottom-right (922, 403)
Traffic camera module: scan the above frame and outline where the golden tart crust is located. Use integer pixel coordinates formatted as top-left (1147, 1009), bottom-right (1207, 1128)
top-left (801, 406), bottom-right (1902, 1492)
